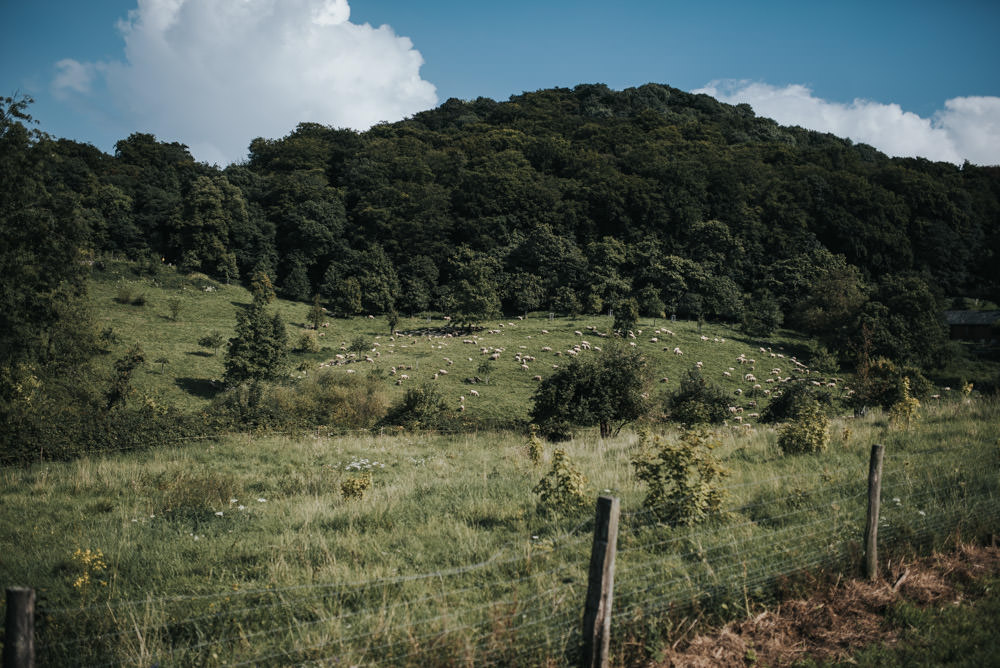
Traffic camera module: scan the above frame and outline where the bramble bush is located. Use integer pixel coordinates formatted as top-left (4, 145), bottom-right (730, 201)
top-left (631, 429), bottom-right (727, 525)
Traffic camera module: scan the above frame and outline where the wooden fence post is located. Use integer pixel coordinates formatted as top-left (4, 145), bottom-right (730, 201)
top-left (582, 496), bottom-right (620, 668)
top-left (864, 444), bottom-right (885, 581)
top-left (3, 587), bottom-right (35, 668)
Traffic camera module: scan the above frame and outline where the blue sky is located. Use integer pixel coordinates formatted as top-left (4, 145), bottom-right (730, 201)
top-left (3, 0), bottom-right (999, 166)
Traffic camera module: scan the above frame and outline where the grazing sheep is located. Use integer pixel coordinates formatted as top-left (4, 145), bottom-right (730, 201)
top-left (533, 375), bottom-right (543, 381)
top-left (673, 347), bottom-right (683, 355)
top-left (470, 390), bottom-right (480, 397)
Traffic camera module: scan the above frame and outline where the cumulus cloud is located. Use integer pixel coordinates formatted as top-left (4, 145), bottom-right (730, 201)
top-left (694, 80), bottom-right (1000, 166)
top-left (52, 0), bottom-right (437, 165)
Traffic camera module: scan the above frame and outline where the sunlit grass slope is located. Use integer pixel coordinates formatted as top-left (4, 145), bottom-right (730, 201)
top-left (90, 261), bottom-right (836, 424)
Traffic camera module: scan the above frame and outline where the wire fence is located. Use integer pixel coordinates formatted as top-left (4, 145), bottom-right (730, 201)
top-left (5, 438), bottom-right (999, 667)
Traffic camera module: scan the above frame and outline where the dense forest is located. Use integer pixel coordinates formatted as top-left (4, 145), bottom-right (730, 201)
top-left (4, 83), bottom-right (1000, 447)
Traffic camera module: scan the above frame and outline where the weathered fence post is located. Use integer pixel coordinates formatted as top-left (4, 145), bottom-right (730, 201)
top-left (3, 587), bottom-right (35, 668)
top-left (582, 496), bottom-right (620, 668)
top-left (864, 444), bottom-right (885, 581)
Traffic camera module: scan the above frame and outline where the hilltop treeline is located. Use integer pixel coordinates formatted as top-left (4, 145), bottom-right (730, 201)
top-left (7, 84), bottom-right (1000, 369)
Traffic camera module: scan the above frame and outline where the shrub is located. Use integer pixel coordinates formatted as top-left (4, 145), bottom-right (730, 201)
top-left (381, 383), bottom-right (449, 430)
top-left (533, 449), bottom-right (589, 514)
top-left (341, 472), bottom-right (372, 500)
top-left (526, 425), bottom-right (544, 465)
top-left (296, 332), bottom-right (320, 354)
top-left (888, 377), bottom-right (921, 430)
top-left (166, 297), bottom-right (181, 321)
top-left (530, 344), bottom-right (650, 438)
top-left (808, 343), bottom-right (840, 374)
top-left (632, 429), bottom-right (727, 525)
top-left (213, 373), bottom-right (387, 432)
top-left (777, 399), bottom-right (830, 455)
top-left (667, 369), bottom-right (730, 426)
top-left (852, 357), bottom-right (932, 413)
top-left (114, 286), bottom-right (146, 306)
top-left (759, 382), bottom-right (834, 423)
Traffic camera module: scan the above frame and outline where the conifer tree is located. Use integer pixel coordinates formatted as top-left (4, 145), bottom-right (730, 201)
top-left (224, 272), bottom-right (288, 386)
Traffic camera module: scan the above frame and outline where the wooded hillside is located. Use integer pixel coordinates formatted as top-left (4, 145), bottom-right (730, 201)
top-left (6, 84), bottom-right (1000, 369)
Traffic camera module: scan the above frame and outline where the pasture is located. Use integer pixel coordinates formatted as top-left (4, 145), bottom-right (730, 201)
top-left (1, 395), bottom-right (996, 665)
top-left (89, 261), bottom-right (829, 426)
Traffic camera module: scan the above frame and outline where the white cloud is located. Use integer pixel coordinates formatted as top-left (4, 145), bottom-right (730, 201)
top-left (52, 59), bottom-right (100, 96)
top-left (54, 0), bottom-right (437, 165)
top-left (694, 80), bottom-right (1000, 166)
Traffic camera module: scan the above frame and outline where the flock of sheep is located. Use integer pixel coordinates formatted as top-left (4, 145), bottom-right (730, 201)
top-left (311, 317), bottom-right (852, 425)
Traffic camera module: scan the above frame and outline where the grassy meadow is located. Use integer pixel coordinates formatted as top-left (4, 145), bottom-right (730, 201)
top-left (1, 261), bottom-right (997, 665)
top-left (1, 395), bottom-right (997, 665)
top-left (88, 260), bottom-right (827, 427)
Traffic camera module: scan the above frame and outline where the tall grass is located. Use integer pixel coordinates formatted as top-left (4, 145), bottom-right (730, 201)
top-left (1, 396), bottom-right (997, 665)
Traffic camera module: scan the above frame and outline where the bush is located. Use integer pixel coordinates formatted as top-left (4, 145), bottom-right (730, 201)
top-left (341, 473), bottom-right (372, 500)
top-left (532, 449), bottom-right (589, 514)
top-left (114, 286), bottom-right (146, 306)
top-left (777, 399), bottom-right (830, 455)
top-left (632, 429), bottom-right (727, 525)
top-left (852, 357), bottom-right (933, 413)
top-left (808, 343), bottom-right (840, 374)
top-left (759, 382), bottom-right (834, 423)
top-left (380, 383), bottom-right (450, 430)
top-left (213, 373), bottom-right (387, 432)
top-left (888, 377), bottom-right (921, 430)
top-left (296, 332), bottom-right (320, 354)
top-left (526, 425), bottom-right (544, 465)
top-left (667, 369), bottom-right (731, 426)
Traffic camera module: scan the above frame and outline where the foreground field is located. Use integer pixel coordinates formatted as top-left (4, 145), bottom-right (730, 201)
top-left (1, 397), bottom-right (997, 665)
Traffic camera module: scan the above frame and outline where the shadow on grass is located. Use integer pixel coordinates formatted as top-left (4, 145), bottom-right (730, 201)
top-left (176, 377), bottom-right (224, 400)
top-left (186, 351), bottom-right (215, 357)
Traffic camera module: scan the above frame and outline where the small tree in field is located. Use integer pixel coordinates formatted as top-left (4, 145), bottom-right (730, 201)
top-left (667, 368), bottom-right (730, 427)
top-left (224, 284), bottom-right (288, 387)
top-left (612, 297), bottom-right (639, 337)
top-left (198, 331), bottom-right (226, 356)
top-left (105, 343), bottom-right (145, 410)
top-left (308, 294), bottom-right (325, 330)
top-left (530, 344), bottom-right (649, 439)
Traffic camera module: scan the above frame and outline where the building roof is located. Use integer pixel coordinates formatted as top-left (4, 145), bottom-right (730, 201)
top-left (944, 310), bottom-right (1000, 326)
